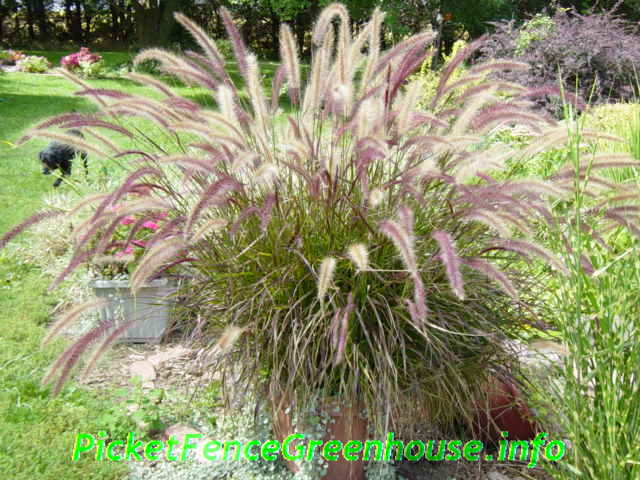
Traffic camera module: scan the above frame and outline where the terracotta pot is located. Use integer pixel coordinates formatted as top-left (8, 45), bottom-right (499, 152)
top-left (271, 396), bottom-right (367, 480)
top-left (473, 378), bottom-right (538, 445)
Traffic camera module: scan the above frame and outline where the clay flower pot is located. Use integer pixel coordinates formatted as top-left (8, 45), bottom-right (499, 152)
top-left (271, 396), bottom-right (367, 480)
top-left (473, 378), bottom-right (538, 444)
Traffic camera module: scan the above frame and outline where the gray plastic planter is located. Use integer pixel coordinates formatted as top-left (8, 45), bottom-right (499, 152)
top-left (90, 278), bottom-right (177, 343)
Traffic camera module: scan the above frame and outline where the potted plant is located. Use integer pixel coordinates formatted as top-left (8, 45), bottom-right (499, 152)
top-left (83, 191), bottom-right (179, 343)
top-left (2, 3), bottom-right (638, 477)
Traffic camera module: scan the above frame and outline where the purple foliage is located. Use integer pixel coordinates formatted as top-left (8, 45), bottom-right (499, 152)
top-left (432, 230), bottom-right (465, 300)
top-left (479, 8), bottom-right (640, 116)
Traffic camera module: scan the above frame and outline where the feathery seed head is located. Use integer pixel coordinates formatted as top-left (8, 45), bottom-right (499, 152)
top-left (347, 243), bottom-right (369, 272)
top-left (317, 257), bottom-right (337, 301)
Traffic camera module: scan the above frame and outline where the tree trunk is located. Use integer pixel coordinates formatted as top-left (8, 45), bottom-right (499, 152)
top-left (270, 9), bottom-right (279, 58)
top-left (36, 0), bottom-right (48, 40)
top-left (26, 1), bottom-right (35, 40)
top-left (294, 14), bottom-right (305, 58)
top-left (84, 7), bottom-right (92, 42)
top-left (132, 0), bottom-right (179, 47)
top-left (64, 0), bottom-right (73, 34)
top-left (124, 2), bottom-right (134, 41)
top-left (71, 0), bottom-right (83, 44)
top-left (13, 10), bottom-right (20, 43)
top-left (108, 0), bottom-right (120, 41)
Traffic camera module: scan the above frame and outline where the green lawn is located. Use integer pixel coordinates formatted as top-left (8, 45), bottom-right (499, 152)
top-left (0, 68), bottom-right (213, 479)
top-left (0, 59), bottom-right (288, 478)
top-left (26, 50), bottom-right (135, 69)
top-left (0, 71), bottom-right (136, 478)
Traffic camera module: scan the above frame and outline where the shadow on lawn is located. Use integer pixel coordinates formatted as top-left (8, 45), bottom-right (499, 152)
top-left (0, 93), bottom-right (90, 143)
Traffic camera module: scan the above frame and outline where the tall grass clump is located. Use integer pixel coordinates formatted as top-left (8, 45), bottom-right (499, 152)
top-left (2, 3), bottom-right (640, 438)
top-left (537, 118), bottom-right (640, 479)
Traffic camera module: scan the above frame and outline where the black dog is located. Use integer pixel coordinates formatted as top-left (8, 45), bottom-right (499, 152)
top-left (39, 129), bottom-right (88, 187)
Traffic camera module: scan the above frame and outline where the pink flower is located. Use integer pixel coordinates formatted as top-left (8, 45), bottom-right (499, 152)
top-left (116, 245), bottom-right (134, 258)
top-left (120, 216), bottom-right (136, 225)
top-left (60, 47), bottom-right (102, 70)
top-left (142, 220), bottom-right (159, 230)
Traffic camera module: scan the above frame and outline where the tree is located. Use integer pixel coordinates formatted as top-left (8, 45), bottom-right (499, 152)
top-left (131, 0), bottom-right (180, 46)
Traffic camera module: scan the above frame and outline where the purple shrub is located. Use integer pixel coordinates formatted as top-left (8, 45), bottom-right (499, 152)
top-left (479, 8), bottom-right (640, 116)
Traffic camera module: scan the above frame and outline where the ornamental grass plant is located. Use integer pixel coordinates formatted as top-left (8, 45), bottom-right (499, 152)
top-left (2, 3), bottom-right (640, 440)
top-left (534, 116), bottom-right (640, 480)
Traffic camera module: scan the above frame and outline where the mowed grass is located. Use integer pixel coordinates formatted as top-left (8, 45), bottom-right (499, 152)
top-left (26, 50), bottom-right (135, 68)
top-left (0, 58), bottom-right (288, 232)
top-left (0, 68), bottom-right (221, 479)
top-left (0, 257), bottom-right (130, 479)
top-left (0, 59), bottom-right (289, 478)
top-left (0, 72), bottom-right (134, 479)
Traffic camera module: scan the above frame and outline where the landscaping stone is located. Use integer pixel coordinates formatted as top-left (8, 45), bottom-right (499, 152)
top-left (148, 345), bottom-right (191, 366)
top-left (129, 360), bottom-right (156, 382)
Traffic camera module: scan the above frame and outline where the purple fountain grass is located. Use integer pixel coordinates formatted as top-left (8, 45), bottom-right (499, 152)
top-left (463, 257), bottom-right (518, 299)
top-left (131, 236), bottom-right (185, 292)
top-left (41, 298), bottom-right (107, 347)
top-left (279, 24), bottom-right (301, 105)
top-left (333, 292), bottom-right (355, 366)
top-left (2, 5), bottom-right (640, 440)
top-left (82, 322), bottom-right (134, 376)
top-left (91, 166), bottom-right (164, 222)
top-left (50, 246), bottom-right (100, 291)
top-left (379, 218), bottom-right (416, 273)
top-left (43, 320), bottom-right (117, 395)
top-left (186, 176), bottom-right (243, 235)
top-left (432, 230), bottom-right (465, 300)
top-left (174, 13), bottom-right (226, 75)
top-left (0, 210), bottom-right (64, 250)
top-left (220, 7), bottom-right (249, 81)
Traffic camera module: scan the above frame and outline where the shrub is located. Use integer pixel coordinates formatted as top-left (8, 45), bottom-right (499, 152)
top-left (0, 49), bottom-right (25, 65)
top-left (3, 3), bottom-right (640, 438)
top-left (513, 13), bottom-right (555, 55)
top-left (61, 47), bottom-right (105, 78)
top-left (215, 38), bottom-right (234, 59)
top-left (77, 59), bottom-right (108, 78)
top-left (61, 47), bottom-right (101, 69)
top-left (0, 50), bottom-right (11, 64)
top-left (17, 55), bottom-right (51, 73)
top-left (417, 38), bottom-right (468, 106)
top-left (479, 8), bottom-right (640, 116)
